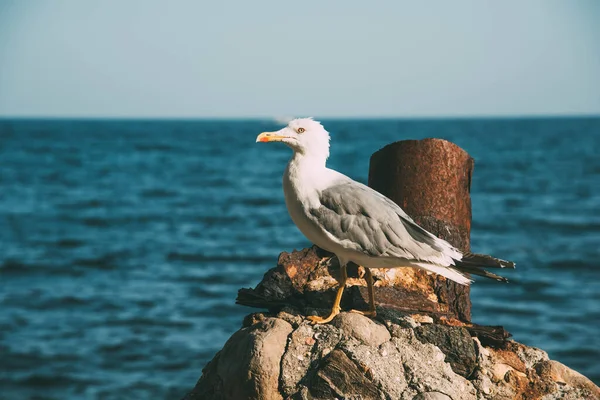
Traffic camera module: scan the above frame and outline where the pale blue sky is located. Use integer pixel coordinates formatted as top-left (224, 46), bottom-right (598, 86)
top-left (1, 1), bottom-right (599, 118)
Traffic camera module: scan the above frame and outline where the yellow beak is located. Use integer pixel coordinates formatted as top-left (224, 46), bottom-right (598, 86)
top-left (256, 131), bottom-right (287, 143)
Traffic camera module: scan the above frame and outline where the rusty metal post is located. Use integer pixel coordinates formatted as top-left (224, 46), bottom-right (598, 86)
top-left (368, 138), bottom-right (474, 322)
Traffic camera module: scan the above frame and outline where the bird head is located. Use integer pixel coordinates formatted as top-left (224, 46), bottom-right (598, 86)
top-left (256, 118), bottom-right (330, 160)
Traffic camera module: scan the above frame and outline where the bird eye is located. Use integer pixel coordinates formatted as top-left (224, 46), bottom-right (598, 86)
top-left (297, 127), bottom-right (305, 133)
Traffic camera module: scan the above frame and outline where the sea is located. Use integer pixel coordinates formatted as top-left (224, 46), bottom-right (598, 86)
top-left (1, 117), bottom-right (599, 399)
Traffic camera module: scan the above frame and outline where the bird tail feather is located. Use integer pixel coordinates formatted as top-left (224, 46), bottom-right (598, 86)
top-left (458, 252), bottom-right (516, 269)
top-left (453, 252), bottom-right (515, 283)
top-left (413, 262), bottom-right (473, 286)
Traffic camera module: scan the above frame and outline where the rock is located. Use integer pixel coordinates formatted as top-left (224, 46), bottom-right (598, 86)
top-left (506, 340), bottom-right (548, 369)
top-left (490, 362), bottom-right (513, 382)
top-left (280, 323), bottom-right (318, 397)
top-left (275, 308), bottom-right (305, 328)
top-left (414, 324), bottom-right (477, 378)
top-left (331, 312), bottom-right (391, 347)
top-left (535, 360), bottom-right (600, 399)
top-left (340, 329), bottom-right (476, 400)
top-left (413, 392), bottom-right (453, 400)
top-left (464, 323), bottom-right (512, 348)
top-left (184, 318), bottom-right (292, 400)
top-left (412, 314), bottom-right (434, 324)
top-left (490, 348), bottom-right (527, 373)
top-left (343, 338), bottom-right (409, 399)
top-left (377, 308), bottom-right (420, 329)
top-left (388, 333), bottom-right (476, 399)
top-left (185, 312), bottom-right (600, 400)
top-left (280, 322), bottom-right (343, 398)
top-left (307, 349), bottom-right (382, 399)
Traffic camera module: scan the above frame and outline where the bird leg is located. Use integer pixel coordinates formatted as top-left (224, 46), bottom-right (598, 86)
top-left (307, 264), bottom-right (347, 324)
top-left (350, 267), bottom-right (377, 318)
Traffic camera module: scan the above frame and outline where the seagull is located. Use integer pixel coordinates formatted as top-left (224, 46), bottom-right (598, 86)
top-left (256, 118), bottom-right (514, 324)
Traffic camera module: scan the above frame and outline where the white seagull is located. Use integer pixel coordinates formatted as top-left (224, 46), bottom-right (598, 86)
top-left (256, 118), bottom-right (514, 324)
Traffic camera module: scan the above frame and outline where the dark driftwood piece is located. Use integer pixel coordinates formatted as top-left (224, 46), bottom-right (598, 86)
top-left (369, 138), bottom-right (474, 322)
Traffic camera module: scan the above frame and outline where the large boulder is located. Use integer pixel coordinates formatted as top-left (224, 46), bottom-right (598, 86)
top-left (183, 311), bottom-right (599, 400)
top-left (184, 317), bottom-right (292, 400)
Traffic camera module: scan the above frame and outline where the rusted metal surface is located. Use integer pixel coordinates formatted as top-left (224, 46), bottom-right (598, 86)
top-left (368, 138), bottom-right (474, 322)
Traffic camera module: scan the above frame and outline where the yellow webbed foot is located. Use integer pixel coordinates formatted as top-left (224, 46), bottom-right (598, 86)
top-left (307, 307), bottom-right (340, 325)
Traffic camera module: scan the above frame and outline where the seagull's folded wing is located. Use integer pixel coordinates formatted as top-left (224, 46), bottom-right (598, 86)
top-left (307, 180), bottom-right (461, 266)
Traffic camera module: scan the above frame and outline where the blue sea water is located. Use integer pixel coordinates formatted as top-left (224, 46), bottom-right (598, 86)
top-left (0, 117), bottom-right (599, 399)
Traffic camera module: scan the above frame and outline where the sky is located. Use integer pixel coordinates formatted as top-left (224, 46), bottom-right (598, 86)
top-left (0, 1), bottom-right (599, 118)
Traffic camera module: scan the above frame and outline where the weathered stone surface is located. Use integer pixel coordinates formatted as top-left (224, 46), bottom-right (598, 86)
top-left (413, 392), bottom-right (453, 400)
top-left (280, 323), bottom-right (317, 397)
top-left (339, 328), bottom-right (476, 400)
top-left (341, 337), bottom-right (409, 399)
top-left (489, 348), bottom-right (527, 374)
top-left (331, 312), bottom-right (391, 347)
top-left (377, 308), bottom-right (420, 329)
top-left (186, 312), bottom-right (599, 400)
top-left (307, 349), bottom-right (383, 399)
top-left (388, 331), bottom-right (476, 399)
top-left (184, 318), bottom-right (292, 400)
top-left (280, 322), bottom-right (343, 398)
top-left (414, 324), bottom-right (477, 378)
top-left (535, 360), bottom-right (600, 399)
top-left (465, 323), bottom-right (512, 348)
top-left (506, 340), bottom-right (549, 369)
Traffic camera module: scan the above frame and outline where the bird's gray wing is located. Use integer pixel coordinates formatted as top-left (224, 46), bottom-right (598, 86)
top-left (308, 180), bottom-right (457, 263)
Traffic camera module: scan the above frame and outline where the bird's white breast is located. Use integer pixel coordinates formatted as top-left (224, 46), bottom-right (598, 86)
top-left (282, 156), bottom-right (338, 252)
